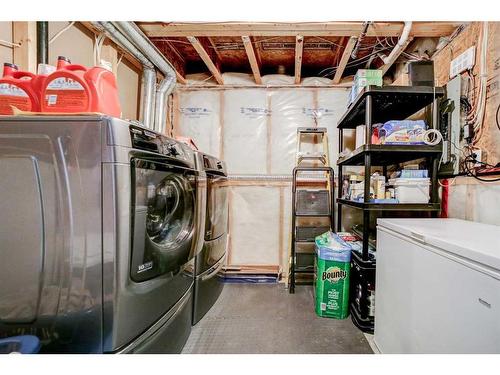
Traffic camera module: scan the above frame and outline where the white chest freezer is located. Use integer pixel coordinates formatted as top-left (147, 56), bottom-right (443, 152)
top-left (374, 218), bottom-right (500, 354)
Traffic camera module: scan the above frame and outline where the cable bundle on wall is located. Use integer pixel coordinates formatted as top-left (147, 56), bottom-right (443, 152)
top-left (467, 22), bottom-right (489, 144)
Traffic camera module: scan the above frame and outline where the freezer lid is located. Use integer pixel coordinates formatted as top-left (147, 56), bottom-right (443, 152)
top-left (377, 218), bottom-right (500, 271)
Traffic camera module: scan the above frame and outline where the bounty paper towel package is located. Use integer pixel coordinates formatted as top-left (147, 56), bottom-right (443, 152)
top-left (314, 232), bottom-right (352, 319)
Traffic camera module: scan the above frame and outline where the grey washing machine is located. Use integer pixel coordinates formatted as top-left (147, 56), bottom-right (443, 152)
top-left (0, 116), bottom-right (206, 353)
top-left (192, 152), bottom-right (228, 325)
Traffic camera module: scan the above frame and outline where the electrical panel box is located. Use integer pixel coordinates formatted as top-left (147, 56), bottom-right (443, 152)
top-left (440, 75), bottom-right (463, 176)
top-left (449, 46), bottom-right (476, 78)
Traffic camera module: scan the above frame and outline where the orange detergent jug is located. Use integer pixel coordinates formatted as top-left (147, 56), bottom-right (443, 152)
top-left (0, 63), bottom-right (42, 115)
top-left (41, 56), bottom-right (121, 117)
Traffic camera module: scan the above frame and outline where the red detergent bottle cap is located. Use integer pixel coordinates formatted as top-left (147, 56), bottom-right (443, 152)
top-left (3, 63), bottom-right (19, 76)
top-left (56, 56), bottom-right (71, 69)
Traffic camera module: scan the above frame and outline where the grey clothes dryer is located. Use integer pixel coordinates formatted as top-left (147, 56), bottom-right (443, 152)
top-left (192, 152), bottom-right (228, 325)
top-left (0, 116), bottom-right (206, 353)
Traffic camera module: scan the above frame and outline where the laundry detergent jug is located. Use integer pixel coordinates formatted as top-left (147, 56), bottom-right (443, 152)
top-left (0, 63), bottom-right (42, 115)
top-left (41, 56), bottom-right (121, 117)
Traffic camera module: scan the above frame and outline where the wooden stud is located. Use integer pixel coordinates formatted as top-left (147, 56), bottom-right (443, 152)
top-left (12, 22), bottom-right (37, 72)
top-left (171, 91), bottom-right (179, 138)
top-left (278, 187), bottom-right (285, 273)
top-left (187, 36), bottom-right (224, 84)
top-left (242, 36), bottom-right (262, 84)
top-left (226, 187), bottom-right (234, 265)
top-left (332, 36), bottom-right (357, 84)
top-left (219, 90), bottom-right (225, 160)
top-left (138, 22), bottom-right (463, 38)
top-left (294, 35), bottom-right (304, 84)
top-left (266, 94), bottom-right (272, 174)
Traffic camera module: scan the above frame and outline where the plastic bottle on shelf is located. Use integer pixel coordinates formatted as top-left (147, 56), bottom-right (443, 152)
top-left (0, 63), bottom-right (43, 115)
top-left (40, 56), bottom-right (121, 117)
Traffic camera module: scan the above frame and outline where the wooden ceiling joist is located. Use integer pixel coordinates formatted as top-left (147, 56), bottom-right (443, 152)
top-left (332, 36), bottom-right (357, 84)
top-left (242, 36), bottom-right (262, 84)
top-left (138, 22), bottom-right (463, 38)
top-left (187, 36), bottom-right (224, 84)
top-left (294, 35), bottom-right (304, 84)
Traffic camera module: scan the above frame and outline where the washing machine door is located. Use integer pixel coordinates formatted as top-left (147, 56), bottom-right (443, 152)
top-left (130, 158), bottom-right (197, 283)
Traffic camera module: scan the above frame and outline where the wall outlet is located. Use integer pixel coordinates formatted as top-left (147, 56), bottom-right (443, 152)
top-left (473, 149), bottom-right (484, 167)
top-left (450, 46), bottom-right (476, 78)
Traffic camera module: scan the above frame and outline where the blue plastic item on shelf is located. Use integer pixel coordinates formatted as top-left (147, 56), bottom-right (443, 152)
top-left (0, 335), bottom-right (41, 354)
top-left (378, 120), bottom-right (427, 145)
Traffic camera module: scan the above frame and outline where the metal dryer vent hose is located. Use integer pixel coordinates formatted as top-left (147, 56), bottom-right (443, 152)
top-left (114, 22), bottom-right (177, 134)
top-left (93, 21), bottom-right (156, 130)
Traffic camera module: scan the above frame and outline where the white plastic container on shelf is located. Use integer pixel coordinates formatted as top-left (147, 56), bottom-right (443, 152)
top-left (389, 177), bottom-right (430, 203)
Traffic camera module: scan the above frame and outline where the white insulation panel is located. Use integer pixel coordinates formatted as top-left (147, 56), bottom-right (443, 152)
top-left (174, 74), bottom-right (349, 271)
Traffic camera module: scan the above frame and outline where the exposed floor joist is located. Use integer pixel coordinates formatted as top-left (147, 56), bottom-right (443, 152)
top-left (138, 22), bottom-right (463, 38)
top-left (294, 35), bottom-right (304, 84)
top-left (187, 36), bottom-right (224, 84)
top-left (333, 37), bottom-right (357, 84)
top-left (242, 36), bottom-right (262, 84)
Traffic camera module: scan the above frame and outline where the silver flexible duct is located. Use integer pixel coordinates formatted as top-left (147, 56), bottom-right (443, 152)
top-left (92, 21), bottom-right (156, 129)
top-left (114, 22), bottom-right (177, 134)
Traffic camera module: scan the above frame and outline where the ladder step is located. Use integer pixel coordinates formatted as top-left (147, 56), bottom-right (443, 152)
top-left (298, 152), bottom-right (326, 159)
top-left (297, 127), bottom-right (327, 134)
top-left (296, 226), bottom-right (331, 242)
top-left (296, 190), bottom-right (330, 216)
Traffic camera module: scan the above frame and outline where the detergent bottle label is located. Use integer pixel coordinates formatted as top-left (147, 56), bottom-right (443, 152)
top-left (0, 83), bottom-right (31, 113)
top-left (45, 77), bottom-right (89, 111)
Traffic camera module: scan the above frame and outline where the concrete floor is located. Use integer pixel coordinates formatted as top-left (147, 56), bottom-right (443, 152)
top-left (182, 283), bottom-right (373, 354)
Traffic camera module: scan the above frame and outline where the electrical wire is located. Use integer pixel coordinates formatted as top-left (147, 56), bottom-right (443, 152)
top-left (0, 39), bottom-right (21, 48)
top-left (93, 32), bottom-right (106, 67)
top-left (49, 21), bottom-right (76, 45)
top-left (318, 47), bottom-right (391, 77)
top-left (469, 22), bottom-right (489, 144)
top-left (496, 103), bottom-right (500, 132)
top-left (463, 156), bottom-right (500, 182)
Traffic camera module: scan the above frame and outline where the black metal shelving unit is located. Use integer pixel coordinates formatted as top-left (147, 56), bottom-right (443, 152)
top-left (336, 85), bottom-right (444, 332)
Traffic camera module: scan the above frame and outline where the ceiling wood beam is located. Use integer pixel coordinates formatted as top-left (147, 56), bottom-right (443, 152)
top-left (332, 36), bottom-right (357, 84)
top-left (138, 22), bottom-right (463, 38)
top-left (187, 36), bottom-right (224, 84)
top-left (165, 41), bottom-right (185, 64)
top-left (242, 36), bottom-right (262, 84)
top-left (207, 37), bottom-right (222, 61)
top-left (175, 72), bottom-right (187, 85)
top-left (294, 35), bottom-right (304, 84)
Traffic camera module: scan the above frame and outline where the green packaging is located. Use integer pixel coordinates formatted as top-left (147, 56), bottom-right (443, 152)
top-left (355, 69), bottom-right (383, 87)
top-left (314, 232), bottom-right (352, 319)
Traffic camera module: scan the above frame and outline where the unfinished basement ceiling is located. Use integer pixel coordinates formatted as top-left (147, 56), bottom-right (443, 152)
top-left (137, 22), bottom-right (465, 84)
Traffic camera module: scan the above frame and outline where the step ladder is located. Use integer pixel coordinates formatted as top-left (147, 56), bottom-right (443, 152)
top-left (288, 127), bottom-right (335, 293)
